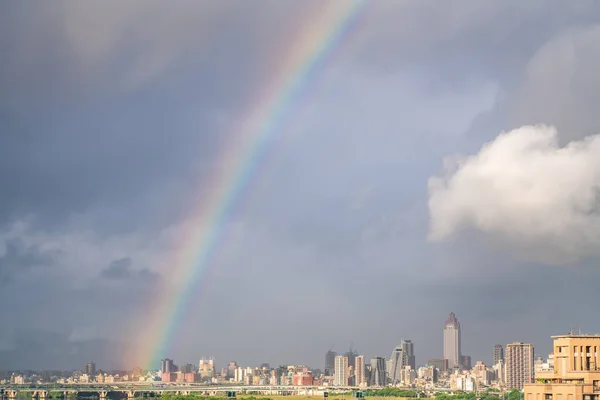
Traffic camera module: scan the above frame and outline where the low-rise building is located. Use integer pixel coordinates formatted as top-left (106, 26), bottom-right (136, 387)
top-left (525, 334), bottom-right (600, 400)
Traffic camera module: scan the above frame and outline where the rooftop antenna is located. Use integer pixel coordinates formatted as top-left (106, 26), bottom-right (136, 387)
top-left (569, 326), bottom-right (573, 335)
top-left (579, 326), bottom-right (582, 335)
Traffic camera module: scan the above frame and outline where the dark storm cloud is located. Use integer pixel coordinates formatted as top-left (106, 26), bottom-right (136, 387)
top-left (0, 329), bottom-right (136, 371)
top-left (100, 258), bottom-right (133, 280)
top-left (101, 257), bottom-right (160, 283)
top-left (0, 238), bottom-right (58, 285)
top-left (2, 0), bottom-right (600, 371)
top-left (0, 0), bottom-right (319, 231)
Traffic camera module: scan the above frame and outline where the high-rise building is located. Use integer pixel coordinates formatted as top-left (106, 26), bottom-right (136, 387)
top-left (325, 350), bottom-right (337, 375)
top-left (334, 356), bottom-right (349, 386)
top-left (161, 359), bottom-right (175, 373)
top-left (505, 342), bottom-right (534, 390)
top-left (198, 358), bottom-right (215, 379)
top-left (355, 356), bottom-right (366, 386)
top-left (370, 357), bottom-right (387, 387)
top-left (493, 359), bottom-right (505, 385)
top-left (85, 362), bottom-right (96, 376)
top-left (227, 362), bottom-right (238, 379)
top-left (389, 344), bottom-right (406, 384)
top-left (345, 349), bottom-right (358, 369)
top-left (494, 344), bottom-right (505, 365)
top-left (525, 334), bottom-right (600, 400)
top-left (461, 355), bottom-right (472, 370)
top-left (181, 364), bottom-right (195, 373)
top-left (402, 340), bottom-right (416, 370)
top-left (427, 358), bottom-right (448, 372)
top-left (443, 312), bottom-right (462, 369)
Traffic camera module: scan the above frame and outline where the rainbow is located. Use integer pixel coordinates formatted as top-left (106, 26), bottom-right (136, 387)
top-left (137, 0), bottom-right (367, 370)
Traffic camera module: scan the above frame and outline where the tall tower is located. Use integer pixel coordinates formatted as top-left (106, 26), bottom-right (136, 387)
top-left (402, 340), bottom-right (416, 370)
top-left (505, 342), bottom-right (534, 390)
top-left (85, 362), bottom-right (96, 376)
top-left (369, 357), bottom-right (387, 387)
top-left (494, 344), bottom-right (505, 365)
top-left (161, 359), bottom-right (175, 373)
top-left (325, 350), bottom-right (337, 375)
top-left (389, 344), bottom-right (405, 384)
top-left (345, 343), bottom-right (358, 369)
top-left (355, 355), bottom-right (365, 386)
top-left (334, 355), bottom-right (349, 386)
top-left (443, 312), bottom-right (462, 369)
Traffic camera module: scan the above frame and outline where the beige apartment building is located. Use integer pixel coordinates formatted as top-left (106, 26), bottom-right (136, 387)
top-left (507, 342), bottom-right (535, 389)
top-left (525, 335), bottom-right (600, 400)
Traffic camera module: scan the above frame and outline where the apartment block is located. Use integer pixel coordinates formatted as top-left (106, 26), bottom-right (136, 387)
top-left (506, 342), bottom-right (535, 389)
top-left (526, 335), bottom-right (600, 400)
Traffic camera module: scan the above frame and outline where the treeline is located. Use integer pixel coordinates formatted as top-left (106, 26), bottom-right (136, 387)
top-left (363, 388), bottom-right (421, 397)
top-left (434, 389), bottom-right (522, 400)
top-left (161, 396), bottom-right (274, 400)
top-left (155, 390), bottom-right (523, 400)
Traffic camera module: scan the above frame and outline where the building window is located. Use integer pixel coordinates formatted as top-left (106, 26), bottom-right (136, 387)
top-left (545, 395), bottom-right (553, 400)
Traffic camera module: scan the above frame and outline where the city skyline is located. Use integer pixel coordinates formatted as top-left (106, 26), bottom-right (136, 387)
top-left (0, 333), bottom-right (568, 391)
top-left (3, 0), bottom-right (600, 372)
top-left (0, 312), bottom-right (549, 373)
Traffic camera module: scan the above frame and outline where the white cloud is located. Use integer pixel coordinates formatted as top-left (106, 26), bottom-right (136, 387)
top-left (428, 124), bottom-right (600, 265)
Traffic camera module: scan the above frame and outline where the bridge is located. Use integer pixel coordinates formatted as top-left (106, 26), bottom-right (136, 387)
top-left (0, 385), bottom-right (364, 399)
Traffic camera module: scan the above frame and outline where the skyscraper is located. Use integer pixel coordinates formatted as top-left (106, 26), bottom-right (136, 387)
top-left (84, 362), bottom-right (96, 376)
top-left (389, 344), bottom-right (405, 384)
top-left (161, 359), bottom-right (175, 373)
top-left (505, 342), bottom-right (534, 390)
top-left (334, 356), bottom-right (349, 386)
top-left (402, 340), bottom-right (416, 370)
top-left (369, 357), bottom-right (386, 387)
top-left (325, 350), bottom-right (337, 375)
top-left (443, 312), bottom-right (462, 369)
top-left (345, 348), bottom-right (358, 369)
top-left (355, 355), bottom-right (365, 386)
top-left (494, 344), bottom-right (505, 365)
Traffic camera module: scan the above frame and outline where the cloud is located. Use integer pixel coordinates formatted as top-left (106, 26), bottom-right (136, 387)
top-left (428, 124), bottom-right (600, 265)
top-left (100, 257), bottom-right (133, 280)
top-left (4, 0), bottom-right (600, 370)
top-left (100, 257), bottom-right (160, 284)
top-left (0, 237), bottom-right (58, 285)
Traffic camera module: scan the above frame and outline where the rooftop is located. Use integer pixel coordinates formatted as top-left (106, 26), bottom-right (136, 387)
top-left (552, 334), bottom-right (600, 339)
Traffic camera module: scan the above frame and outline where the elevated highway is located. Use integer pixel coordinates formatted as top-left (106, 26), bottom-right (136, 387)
top-left (0, 385), bottom-right (364, 399)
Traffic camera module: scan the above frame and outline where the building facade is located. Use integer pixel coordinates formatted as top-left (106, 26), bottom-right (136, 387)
top-left (461, 355), bottom-right (472, 370)
top-left (494, 344), bottom-right (505, 365)
top-left (444, 312), bottom-right (462, 369)
top-left (389, 344), bottom-right (406, 384)
top-left (85, 362), bottom-right (96, 376)
top-left (370, 357), bottom-right (387, 387)
top-left (506, 342), bottom-right (535, 390)
top-left (355, 355), bottom-right (366, 386)
top-left (334, 356), bottom-right (349, 386)
top-left (325, 350), bottom-right (337, 375)
top-left (403, 340), bottom-right (416, 370)
top-left (292, 368), bottom-right (313, 386)
top-left (199, 358), bottom-right (215, 379)
top-left (526, 334), bottom-right (600, 400)
top-left (161, 359), bottom-right (175, 373)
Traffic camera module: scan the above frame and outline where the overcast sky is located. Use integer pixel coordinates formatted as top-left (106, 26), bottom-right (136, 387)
top-left (3, 0), bottom-right (600, 372)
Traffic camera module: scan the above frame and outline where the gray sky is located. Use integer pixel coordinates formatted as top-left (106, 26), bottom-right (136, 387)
top-left (2, 0), bottom-right (600, 371)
